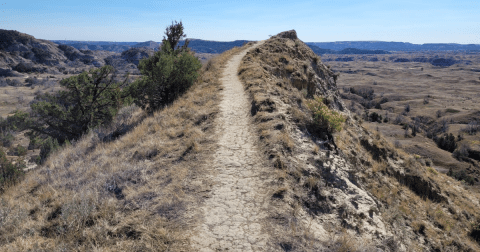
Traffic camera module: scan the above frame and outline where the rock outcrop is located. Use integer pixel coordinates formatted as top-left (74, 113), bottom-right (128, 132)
top-left (0, 29), bottom-right (112, 75)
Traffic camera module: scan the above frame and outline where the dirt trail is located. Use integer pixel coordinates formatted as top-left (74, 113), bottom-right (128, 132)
top-left (191, 41), bottom-right (275, 251)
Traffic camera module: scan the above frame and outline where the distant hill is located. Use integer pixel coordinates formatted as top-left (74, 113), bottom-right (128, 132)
top-left (49, 40), bottom-right (480, 54)
top-left (49, 39), bottom-right (251, 54)
top-left (0, 29), bottom-right (136, 76)
top-left (306, 41), bottom-right (480, 51)
top-left (131, 41), bottom-right (160, 50)
top-left (307, 45), bottom-right (336, 55)
top-left (51, 40), bottom-right (139, 46)
top-left (336, 48), bottom-right (390, 54)
top-left (178, 39), bottom-right (250, 53)
top-left (308, 45), bottom-right (390, 55)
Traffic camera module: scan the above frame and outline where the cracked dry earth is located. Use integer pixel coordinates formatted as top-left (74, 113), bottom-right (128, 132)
top-left (191, 41), bottom-right (276, 251)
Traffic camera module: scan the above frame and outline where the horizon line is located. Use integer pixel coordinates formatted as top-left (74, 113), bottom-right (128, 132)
top-left (45, 38), bottom-right (480, 46)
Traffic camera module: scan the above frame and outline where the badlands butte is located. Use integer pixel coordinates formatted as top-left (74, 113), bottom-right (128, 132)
top-left (0, 30), bottom-right (480, 251)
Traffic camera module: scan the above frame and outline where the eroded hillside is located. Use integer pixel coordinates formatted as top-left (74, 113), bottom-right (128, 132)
top-left (237, 30), bottom-right (480, 251)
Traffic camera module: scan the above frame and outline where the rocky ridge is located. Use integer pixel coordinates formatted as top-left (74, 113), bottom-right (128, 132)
top-left (238, 30), bottom-right (480, 251)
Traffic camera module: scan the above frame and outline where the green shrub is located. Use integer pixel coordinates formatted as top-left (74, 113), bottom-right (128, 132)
top-left (350, 86), bottom-right (374, 100)
top-left (448, 168), bottom-right (475, 185)
top-left (435, 133), bottom-right (457, 153)
top-left (307, 96), bottom-right (345, 133)
top-left (0, 148), bottom-right (25, 192)
top-left (446, 108), bottom-right (460, 113)
top-left (369, 112), bottom-right (382, 123)
top-left (27, 136), bottom-right (41, 150)
top-left (0, 131), bottom-right (14, 148)
top-left (470, 221), bottom-right (480, 242)
top-left (31, 47), bottom-right (50, 63)
top-left (37, 137), bottom-right (60, 165)
top-left (30, 65), bottom-right (130, 142)
top-left (13, 145), bottom-right (27, 156)
top-left (0, 110), bottom-right (31, 132)
top-left (127, 21), bottom-right (201, 113)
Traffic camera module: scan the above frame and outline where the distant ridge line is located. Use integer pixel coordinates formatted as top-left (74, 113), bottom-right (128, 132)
top-left (306, 41), bottom-right (480, 51)
top-left (50, 39), bottom-right (252, 54)
top-left (49, 39), bottom-right (480, 53)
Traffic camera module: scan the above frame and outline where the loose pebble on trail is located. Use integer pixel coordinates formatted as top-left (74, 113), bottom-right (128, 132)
top-left (191, 41), bottom-right (276, 251)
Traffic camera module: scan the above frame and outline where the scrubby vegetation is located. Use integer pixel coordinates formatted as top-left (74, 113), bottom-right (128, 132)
top-left (127, 21), bottom-right (201, 113)
top-left (463, 120), bottom-right (479, 135)
top-left (1, 21), bottom-right (202, 165)
top-left (340, 85), bottom-right (388, 109)
top-left (0, 29), bottom-right (34, 50)
top-left (0, 148), bottom-right (25, 193)
top-left (0, 21), bottom-right (206, 180)
top-left (434, 133), bottom-right (458, 152)
top-left (29, 65), bottom-right (131, 142)
top-left (0, 77), bottom-right (22, 87)
top-left (0, 110), bottom-right (31, 150)
top-left (448, 168), bottom-right (475, 185)
top-left (307, 96), bottom-right (345, 133)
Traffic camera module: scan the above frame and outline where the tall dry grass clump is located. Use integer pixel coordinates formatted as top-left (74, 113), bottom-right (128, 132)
top-left (0, 44), bottom-right (245, 251)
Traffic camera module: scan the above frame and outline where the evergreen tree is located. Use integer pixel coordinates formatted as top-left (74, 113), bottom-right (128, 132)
top-left (128, 21), bottom-right (201, 113)
top-left (30, 65), bottom-right (130, 142)
top-left (162, 20), bottom-right (192, 52)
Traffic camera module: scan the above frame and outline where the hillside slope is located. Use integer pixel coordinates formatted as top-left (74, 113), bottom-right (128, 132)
top-left (238, 30), bottom-right (480, 251)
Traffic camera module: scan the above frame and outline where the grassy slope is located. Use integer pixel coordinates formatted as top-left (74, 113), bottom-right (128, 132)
top-left (0, 46), bottom-right (244, 251)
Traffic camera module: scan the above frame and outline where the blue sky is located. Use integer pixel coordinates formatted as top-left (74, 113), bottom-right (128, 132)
top-left (1, 0), bottom-right (479, 44)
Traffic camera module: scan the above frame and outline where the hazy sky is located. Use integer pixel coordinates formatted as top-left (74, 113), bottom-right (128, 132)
top-left (1, 0), bottom-right (479, 44)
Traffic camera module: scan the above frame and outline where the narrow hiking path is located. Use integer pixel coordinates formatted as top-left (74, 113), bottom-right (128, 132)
top-left (191, 41), bottom-right (275, 251)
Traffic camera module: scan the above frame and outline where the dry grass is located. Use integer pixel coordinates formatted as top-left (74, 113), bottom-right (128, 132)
top-left (339, 119), bottom-right (480, 250)
top-left (321, 228), bottom-right (377, 252)
top-left (0, 45), bottom-right (246, 251)
top-left (0, 75), bottom-right (63, 117)
top-left (371, 160), bottom-right (387, 173)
